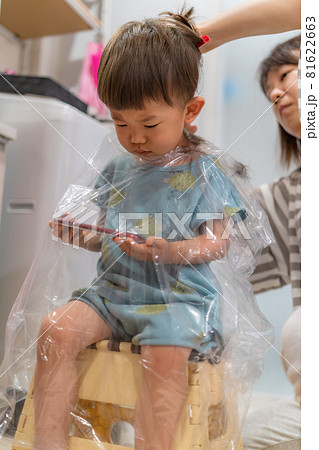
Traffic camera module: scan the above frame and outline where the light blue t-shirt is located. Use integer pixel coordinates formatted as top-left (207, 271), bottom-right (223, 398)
top-left (72, 152), bottom-right (246, 352)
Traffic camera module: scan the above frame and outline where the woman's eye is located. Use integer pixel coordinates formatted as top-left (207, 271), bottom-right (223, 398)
top-left (116, 124), bottom-right (127, 128)
top-left (145, 124), bottom-right (159, 128)
top-left (281, 71), bottom-right (289, 81)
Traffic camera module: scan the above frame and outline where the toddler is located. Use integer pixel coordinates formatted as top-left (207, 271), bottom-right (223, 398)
top-left (35, 8), bottom-right (247, 450)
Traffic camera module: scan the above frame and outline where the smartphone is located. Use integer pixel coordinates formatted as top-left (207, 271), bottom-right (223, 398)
top-left (53, 217), bottom-right (146, 243)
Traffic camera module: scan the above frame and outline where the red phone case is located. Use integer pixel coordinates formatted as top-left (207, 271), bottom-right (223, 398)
top-left (53, 218), bottom-right (146, 243)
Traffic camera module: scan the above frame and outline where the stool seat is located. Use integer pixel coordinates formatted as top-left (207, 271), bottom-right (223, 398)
top-left (12, 340), bottom-right (243, 449)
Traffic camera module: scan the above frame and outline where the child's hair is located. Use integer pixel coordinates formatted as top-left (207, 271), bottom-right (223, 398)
top-left (259, 35), bottom-right (301, 168)
top-left (97, 7), bottom-right (203, 110)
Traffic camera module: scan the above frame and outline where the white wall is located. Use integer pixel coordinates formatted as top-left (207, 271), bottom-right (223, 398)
top-left (0, 25), bottom-right (23, 73)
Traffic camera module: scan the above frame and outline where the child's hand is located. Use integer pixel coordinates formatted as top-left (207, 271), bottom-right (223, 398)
top-left (49, 215), bottom-right (76, 244)
top-left (49, 216), bottom-right (101, 251)
top-left (49, 217), bottom-right (87, 246)
top-left (113, 236), bottom-right (171, 263)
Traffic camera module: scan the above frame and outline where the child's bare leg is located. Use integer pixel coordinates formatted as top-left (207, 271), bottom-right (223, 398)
top-left (34, 301), bottom-right (111, 450)
top-left (135, 345), bottom-right (191, 450)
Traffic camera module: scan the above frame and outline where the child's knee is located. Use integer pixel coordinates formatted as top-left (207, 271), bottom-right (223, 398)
top-left (141, 346), bottom-right (191, 380)
top-left (37, 312), bottom-right (78, 358)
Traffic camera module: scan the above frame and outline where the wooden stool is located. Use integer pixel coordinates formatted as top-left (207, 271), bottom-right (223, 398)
top-left (12, 340), bottom-right (243, 449)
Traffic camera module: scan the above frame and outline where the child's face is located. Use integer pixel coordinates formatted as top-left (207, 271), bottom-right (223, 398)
top-left (110, 99), bottom-right (191, 161)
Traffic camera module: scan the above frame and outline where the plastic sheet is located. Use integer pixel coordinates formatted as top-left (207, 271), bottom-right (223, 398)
top-left (0, 132), bottom-right (274, 449)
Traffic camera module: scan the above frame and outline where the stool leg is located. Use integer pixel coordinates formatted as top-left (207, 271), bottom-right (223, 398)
top-left (134, 345), bottom-right (191, 450)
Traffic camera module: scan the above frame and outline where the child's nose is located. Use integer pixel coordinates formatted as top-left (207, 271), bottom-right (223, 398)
top-left (130, 129), bottom-right (147, 144)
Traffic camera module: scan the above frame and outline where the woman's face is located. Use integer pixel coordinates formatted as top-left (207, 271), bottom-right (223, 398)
top-left (266, 62), bottom-right (301, 139)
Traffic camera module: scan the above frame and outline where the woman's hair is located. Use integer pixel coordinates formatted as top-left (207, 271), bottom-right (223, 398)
top-left (97, 7), bottom-right (202, 110)
top-left (259, 35), bottom-right (301, 168)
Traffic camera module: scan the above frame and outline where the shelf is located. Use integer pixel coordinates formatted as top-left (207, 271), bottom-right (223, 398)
top-left (0, 0), bottom-right (102, 39)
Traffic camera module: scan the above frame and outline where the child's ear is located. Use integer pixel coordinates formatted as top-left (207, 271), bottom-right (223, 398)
top-left (184, 96), bottom-right (205, 124)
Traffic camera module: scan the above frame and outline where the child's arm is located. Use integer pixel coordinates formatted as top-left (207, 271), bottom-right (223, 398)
top-left (113, 219), bottom-right (229, 265)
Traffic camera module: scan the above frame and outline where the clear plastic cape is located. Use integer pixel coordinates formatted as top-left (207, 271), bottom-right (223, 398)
top-left (0, 132), bottom-right (275, 449)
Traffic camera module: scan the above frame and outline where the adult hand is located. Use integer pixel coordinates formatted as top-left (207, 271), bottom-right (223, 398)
top-left (195, 0), bottom-right (301, 53)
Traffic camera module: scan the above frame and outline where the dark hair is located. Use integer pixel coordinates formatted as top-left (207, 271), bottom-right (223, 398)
top-left (259, 35), bottom-right (301, 167)
top-left (97, 7), bottom-right (202, 110)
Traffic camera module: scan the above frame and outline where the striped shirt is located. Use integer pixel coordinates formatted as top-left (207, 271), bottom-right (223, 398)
top-left (250, 168), bottom-right (301, 306)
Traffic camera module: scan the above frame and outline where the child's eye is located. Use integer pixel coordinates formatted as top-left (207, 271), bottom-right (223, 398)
top-left (116, 124), bottom-right (127, 128)
top-left (145, 124), bottom-right (159, 128)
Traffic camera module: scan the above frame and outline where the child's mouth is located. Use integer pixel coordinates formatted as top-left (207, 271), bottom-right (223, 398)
top-left (135, 149), bottom-right (152, 156)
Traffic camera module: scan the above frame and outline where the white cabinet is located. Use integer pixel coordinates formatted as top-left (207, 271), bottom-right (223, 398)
top-left (0, 121), bottom-right (17, 228)
top-left (0, 93), bottom-right (111, 363)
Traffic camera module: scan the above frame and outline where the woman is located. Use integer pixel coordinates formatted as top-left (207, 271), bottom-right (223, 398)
top-left (195, 3), bottom-right (302, 445)
top-left (243, 35), bottom-right (301, 449)
top-left (251, 35), bottom-right (301, 309)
